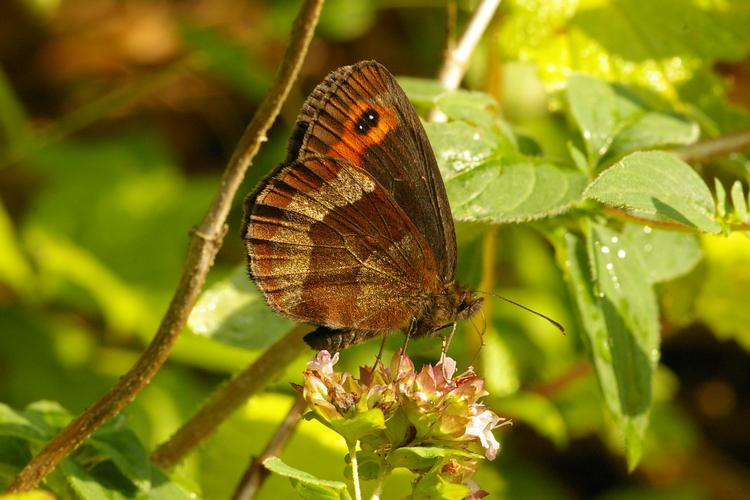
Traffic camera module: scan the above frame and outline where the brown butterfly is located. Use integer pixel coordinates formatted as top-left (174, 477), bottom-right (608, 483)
top-left (243, 60), bottom-right (483, 352)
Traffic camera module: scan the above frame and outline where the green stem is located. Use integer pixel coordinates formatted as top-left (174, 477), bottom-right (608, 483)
top-left (349, 441), bottom-right (362, 500)
top-left (370, 468), bottom-right (387, 500)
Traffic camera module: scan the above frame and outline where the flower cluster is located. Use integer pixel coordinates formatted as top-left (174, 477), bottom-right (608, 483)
top-left (300, 350), bottom-right (509, 497)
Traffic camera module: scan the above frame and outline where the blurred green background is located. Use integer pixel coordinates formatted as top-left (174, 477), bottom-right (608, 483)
top-left (1, 0), bottom-right (749, 499)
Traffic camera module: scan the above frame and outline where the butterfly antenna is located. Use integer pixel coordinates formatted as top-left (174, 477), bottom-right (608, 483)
top-left (473, 290), bottom-right (565, 334)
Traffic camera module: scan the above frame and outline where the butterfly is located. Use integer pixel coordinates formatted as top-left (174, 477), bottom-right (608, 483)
top-left (243, 60), bottom-right (483, 352)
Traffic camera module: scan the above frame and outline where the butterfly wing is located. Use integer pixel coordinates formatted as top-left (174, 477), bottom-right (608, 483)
top-left (244, 155), bottom-right (440, 331)
top-left (287, 61), bottom-right (457, 283)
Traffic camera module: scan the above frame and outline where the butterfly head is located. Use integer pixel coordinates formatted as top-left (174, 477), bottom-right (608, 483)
top-left (456, 288), bottom-right (484, 321)
top-left (419, 284), bottom-right (483, 337)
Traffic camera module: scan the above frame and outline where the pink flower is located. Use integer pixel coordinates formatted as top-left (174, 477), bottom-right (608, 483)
top-left (464, 408), bottom-right (508, 460)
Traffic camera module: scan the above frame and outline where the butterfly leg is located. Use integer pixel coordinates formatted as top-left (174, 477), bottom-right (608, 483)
top-left (370, 334), bottom-right (388, 374)
top-left (440, 322), bottom-right (458, 379)
top-left (397, 319), bottom-right (418, 372)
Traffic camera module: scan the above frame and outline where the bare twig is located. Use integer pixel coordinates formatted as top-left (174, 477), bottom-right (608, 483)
top-left (231, 395), bottom-right (307, 500)
top-left (675, 129), bottom-right (750, 163)
top-left (151, 325), bottom-right (311, 469)
top-left (4, 0), bottom-right (325, 492)
top-left (437, 0), bottom-right (501, 90)
top-left (431, 0), bottom-right (502, 121)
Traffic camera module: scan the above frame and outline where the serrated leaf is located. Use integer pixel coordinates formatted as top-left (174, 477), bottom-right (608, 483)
top-left (566, 74), bottom-right (640, 165)
top-left (263, 457), bottom-right (352, 500)
top-left (585, 151), bottom-right (721, 233)
top-left (622, 224), bottom-right (702, 283)
top-left (730, 180), bottom-right (749, 222)
top-left (557, 227), bottom-right (658, 469)
top-left (188, 266), bottom-right (294, 350)
top-left (427, 120), bottom-right (586, 223)
top-left (607, 112), bottom-right (699, 160)
top-left (445, 156), bottom-right (587, 223)
top-left (388, 447), bottom-right (480, 471)
top-left (566, 76), bottom-right (698, 166)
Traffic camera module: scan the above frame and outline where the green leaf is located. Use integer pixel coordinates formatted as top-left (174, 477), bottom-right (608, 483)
top-left (621, 225), bottom-right (702, 283)
top-left (22, 401), bottom-right (72, 436)
top-left (89, 427), bottom-right (151, 490)
top-left (59, 459), bottom-right (116, 500)
top-left (329, 409), bottom-right (385, 445)
top-left (501, 0), bottom-right (750, 102)
top-left (714, 178), bottom-right (727, 218)
top-left (398, 77), bottom-right (449, 106)
top-left (188, 266), bottom-right (294, 350)
top-left (558, 227), bottom-right (659, 469)
top-left (566, 74), bottom-right (640, 165)
top-left (427, 119), bottom-right (586, 223)
top-left (343, 450), bottom-right (381, 481)
top-left (566, 76), bottom-right (698, 165)
top-left (0, 404), bottom-right (47, 442)
top-left (263, 457), bottom-right (353, 500)
top-left (412, 470), bottom-right (470, 500)
top-left (730, 180), bottom-right (749, 222)
top-left (445, 156), bottom-right (587, 224)
top-left (585, 151), bottom-right (721, 233)
top-left (607, 112), bottom-right (699, 160)
top-left (388, 447), bottom-right (480, 471)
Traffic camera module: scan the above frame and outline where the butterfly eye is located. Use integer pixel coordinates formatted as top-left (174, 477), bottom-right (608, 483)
top-left (354, 109), bottom-right (379, 135)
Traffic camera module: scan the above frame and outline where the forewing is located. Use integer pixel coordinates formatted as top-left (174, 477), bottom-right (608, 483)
top-left (287, 61), bottom-right (457, 282)
top-left (244, 155), bottom-right (439, 331)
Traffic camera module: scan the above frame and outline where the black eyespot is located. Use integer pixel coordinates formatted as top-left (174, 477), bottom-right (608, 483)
top-left (354, 109), bottom-right (379, 135)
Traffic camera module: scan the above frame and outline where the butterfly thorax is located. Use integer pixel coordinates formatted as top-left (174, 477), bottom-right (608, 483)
top-left (415, 283), bottom-right (483, 337)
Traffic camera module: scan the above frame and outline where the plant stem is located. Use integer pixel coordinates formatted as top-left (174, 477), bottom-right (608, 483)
top-left (349, 441), bottom-right (362, 500)
top-left (3, 0), bottom-right (325, 492)
top-left (152, 325), bottom-right (311, 469)
top-left (675, 129), bottom-right (750, 162)
top-left (370, 469), bottom-right (386, 500)
top-left (437, 0), bottom-right (502, 90)
top-left (231, 394), bottom-right (308, 500)
top-left (431, 0), bottom-right (502, 122)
